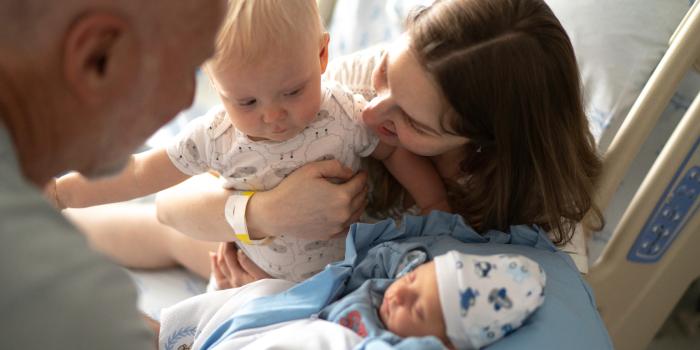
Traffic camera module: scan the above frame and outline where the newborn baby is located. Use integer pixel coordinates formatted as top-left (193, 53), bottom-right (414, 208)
top-left (322, 251), bottom-right (546, 349)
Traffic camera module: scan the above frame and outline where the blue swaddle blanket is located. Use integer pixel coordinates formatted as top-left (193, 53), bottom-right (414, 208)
top-left (202, 212), bottom-right (612, 349)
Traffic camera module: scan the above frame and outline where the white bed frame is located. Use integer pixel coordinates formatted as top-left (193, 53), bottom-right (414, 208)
top-left (585, 2), bottom-right (700, 349)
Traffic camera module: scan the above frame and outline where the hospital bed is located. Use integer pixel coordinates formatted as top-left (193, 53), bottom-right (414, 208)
top-left (133, 1), bottom-right (700, 349)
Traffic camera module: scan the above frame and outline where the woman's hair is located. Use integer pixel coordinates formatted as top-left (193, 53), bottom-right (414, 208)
top-left (403, 0), bottom-right (602, 244)
top-left (207, 0), bottom-right (323, 70)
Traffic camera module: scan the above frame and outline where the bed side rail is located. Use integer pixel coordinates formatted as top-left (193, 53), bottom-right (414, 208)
top-left (591, 0), bottom-right (700, 213)
top-left (586, 4), bottom-right (700, 349)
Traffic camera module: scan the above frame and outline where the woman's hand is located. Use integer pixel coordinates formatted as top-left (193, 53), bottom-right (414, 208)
top-left (210, 242), bottom-right (270, 289)
top-left (246, 160), bottom-right (368, 241)
top-left (156, 160), bottom-right (368, 242)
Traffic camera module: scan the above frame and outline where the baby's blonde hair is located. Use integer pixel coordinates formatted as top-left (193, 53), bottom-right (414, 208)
top-left (208, 0), bottom-right (324, 71)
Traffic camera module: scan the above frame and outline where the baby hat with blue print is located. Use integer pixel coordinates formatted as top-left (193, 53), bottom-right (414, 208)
top-left (434, 251), bottom-right (546, 349)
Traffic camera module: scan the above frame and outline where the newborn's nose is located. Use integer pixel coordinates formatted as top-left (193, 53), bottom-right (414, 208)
top-left (393, 285), bottom-right (416, 306)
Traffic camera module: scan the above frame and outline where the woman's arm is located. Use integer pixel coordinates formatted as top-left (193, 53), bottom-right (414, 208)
top-left (372, 143), bottom-right (451, 214)
top-left (156, 160), bottom-right (369, 242)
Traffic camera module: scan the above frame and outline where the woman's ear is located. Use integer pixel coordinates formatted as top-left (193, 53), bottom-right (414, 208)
top-left (62, 12), bottom-right (139, 107)
top-left (319, 32), bottom-right (330, 73)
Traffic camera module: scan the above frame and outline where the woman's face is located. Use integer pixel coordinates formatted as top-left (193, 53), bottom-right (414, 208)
top-left (362, 36), bottom-right (468, 157)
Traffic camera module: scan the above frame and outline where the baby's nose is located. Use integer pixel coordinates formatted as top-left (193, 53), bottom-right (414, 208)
top-left (394, 286), bottom-right (416, 306)
top-left (264, 107), bottom-right (286, 123)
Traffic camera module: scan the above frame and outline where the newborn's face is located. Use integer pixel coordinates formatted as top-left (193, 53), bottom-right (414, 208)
top-left (379, 261), bottom-right (449, 343)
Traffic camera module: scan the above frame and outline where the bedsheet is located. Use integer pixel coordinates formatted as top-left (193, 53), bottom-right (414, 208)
top-left (159, 279), bottom-right (364, 350)
top-left (127, 268), bottom-right (207, 321)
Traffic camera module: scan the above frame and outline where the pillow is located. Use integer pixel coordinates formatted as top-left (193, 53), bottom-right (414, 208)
top-left (327, 0), bottom-right (433, 60)
top-left (544, 0), bottom-right (697, 150)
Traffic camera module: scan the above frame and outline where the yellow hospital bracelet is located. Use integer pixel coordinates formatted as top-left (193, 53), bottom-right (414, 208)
top-left (224, 191), bottom-right (255, 244)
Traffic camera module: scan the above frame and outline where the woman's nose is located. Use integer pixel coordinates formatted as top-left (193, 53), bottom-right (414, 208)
top-left (362, 93), bottom-right (393, 127)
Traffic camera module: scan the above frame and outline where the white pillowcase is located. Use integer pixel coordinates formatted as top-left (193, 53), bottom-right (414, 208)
top-left (545, 0), bottom-right (697, 150)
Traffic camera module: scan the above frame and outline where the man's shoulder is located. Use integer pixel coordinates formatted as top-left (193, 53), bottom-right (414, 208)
top-left (0, 172), bottom-right (74, 236)
top-left (0, 180), bottom-right (124, 288)
top-left (0, 188), bottom-right (153, 348)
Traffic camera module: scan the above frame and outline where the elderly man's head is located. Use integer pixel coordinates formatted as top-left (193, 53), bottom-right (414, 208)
top-left (0, 0), bottom-right (224, 184)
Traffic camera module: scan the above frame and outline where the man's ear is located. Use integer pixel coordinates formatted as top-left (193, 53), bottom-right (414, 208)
top-left (63, 13), bottom-right (139, 105)
top-left (319, 32), bottom-right (330, 74)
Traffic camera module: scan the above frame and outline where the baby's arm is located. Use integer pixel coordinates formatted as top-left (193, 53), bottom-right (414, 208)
top-left (50, 148), bottom-right (190, 209)
top-left (371, 143), bottom-right (451, 215)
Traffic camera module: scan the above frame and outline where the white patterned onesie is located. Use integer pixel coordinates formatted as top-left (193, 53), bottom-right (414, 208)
top-left (166, 80), bottom-right (379, 281)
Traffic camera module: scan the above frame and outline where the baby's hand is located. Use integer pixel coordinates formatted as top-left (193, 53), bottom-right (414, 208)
top-left (420, 199), bottom-right (451, 215)
top-left (209, 242), bottom-right (270, 289)
top-left (43, 178), bottom-right (65, 210)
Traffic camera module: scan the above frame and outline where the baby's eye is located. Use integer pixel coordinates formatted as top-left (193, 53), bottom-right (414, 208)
top-left (238, 99), bottom-right (257, 107)
top-left (284, 87), bottom-right (304, 97)
top-left (415, 306), bottom-right (425, 321)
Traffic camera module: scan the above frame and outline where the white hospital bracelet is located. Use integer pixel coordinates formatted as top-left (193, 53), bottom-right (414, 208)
top-left (224, 191), bottom-right (255, 244)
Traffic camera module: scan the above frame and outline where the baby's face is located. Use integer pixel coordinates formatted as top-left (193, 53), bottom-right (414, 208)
top-left (210, 38), bottom-right (327, 142)
top-left (380, 261), bottom-right (449, 344)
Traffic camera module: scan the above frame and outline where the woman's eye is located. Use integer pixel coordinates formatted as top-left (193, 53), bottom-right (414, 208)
top-left (406, 117), bottom-right (426, 134)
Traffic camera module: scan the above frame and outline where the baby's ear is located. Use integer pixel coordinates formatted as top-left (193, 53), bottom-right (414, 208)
top-left (319, 32), bottom-right (330, 73)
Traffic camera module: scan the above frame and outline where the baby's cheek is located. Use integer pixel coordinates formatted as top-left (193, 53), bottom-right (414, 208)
top-left (388, 310), bottom-right (409, 332)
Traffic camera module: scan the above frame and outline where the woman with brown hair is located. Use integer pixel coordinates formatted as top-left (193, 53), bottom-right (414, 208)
top-left (364, 0), bottom-right (603, 245)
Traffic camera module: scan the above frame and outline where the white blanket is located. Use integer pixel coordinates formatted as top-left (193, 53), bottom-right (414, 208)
top-left (159, 279), bottom-right (362, 350)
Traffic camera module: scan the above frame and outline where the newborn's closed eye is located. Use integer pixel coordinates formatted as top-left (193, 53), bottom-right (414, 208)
top-left (416, 306), bottom-right (425, 321)
top-left (408, 271), bottom-right (416, 282)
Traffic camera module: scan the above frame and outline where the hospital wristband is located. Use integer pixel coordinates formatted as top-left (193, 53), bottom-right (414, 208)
top-left (224, 191), bottom-right (257, 245)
